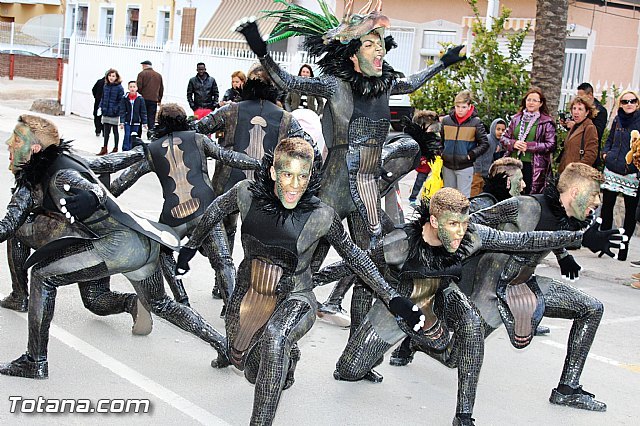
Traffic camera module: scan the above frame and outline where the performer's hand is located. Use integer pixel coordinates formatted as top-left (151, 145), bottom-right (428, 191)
top-left (389, 297), bottom-right (425, 332)
top-left (59, 185), bottom-right (99, 223)
top-left (581, 217), bottom-right (627, 258)
top-left (558, 254), bottom-right (581, 281)
top-left (233, 17), bottom-right (267, 57)
top-left (176, 247), bottom-right (197, 279)
top-left (440, 45), bottom-right (466, 67)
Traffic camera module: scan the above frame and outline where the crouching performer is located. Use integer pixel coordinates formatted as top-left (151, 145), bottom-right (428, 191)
top-left (176, 137), bottom-right (425, 425)
top-left (0, 115), bottom-right (226, 379)
top-left (314, 186), bottom-right (623, 426)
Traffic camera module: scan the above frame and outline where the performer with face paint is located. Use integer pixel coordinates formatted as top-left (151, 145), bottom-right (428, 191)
top-left (109, 103), bottom-right (260, 314)
top-left (1, 118), bottom-right (152, 333)
top-left (391, 163), bottom-right (625, 417)
top-left (194, 65), bottom-right (314, 301)
top-left (175, 137), bottom-right (425, 425)
top-left (235, 0), bottom-right (465, 355)
top-left (314, 184), bottom-right (624, 425)
top-left (0, 115), bottom-right (230, 379)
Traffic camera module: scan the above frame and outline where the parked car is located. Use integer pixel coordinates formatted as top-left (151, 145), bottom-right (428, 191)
top-left (389, 94), bottom-right (414, 131)
top-left (0, 49), bottom-right (40, 57)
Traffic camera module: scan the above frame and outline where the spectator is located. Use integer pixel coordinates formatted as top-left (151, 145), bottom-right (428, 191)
top-left (440, 90), bottom-right (489, 197)
top-left (501, 87), bottom-right (556, 194)
top-left (91, 73), bottom-right (105, 137)
top-left (471, 118), bottom-right (506, 196)
top-left (187, 62), bottom-right (219, 112)
top-left (557, 96), bottom-right (599, 174)
top-left (285, 64), bottom-right (325, 115)
top-left (600, 90), bottom-right (640, 262)
top-left (220, 70), bottom-right (246, 106)
top-left (136, 60), bottom-right (163, 139)
top-left (98, 68), bottom-right (124, 155)
top-left (119, 80), bottom-right (148, 151)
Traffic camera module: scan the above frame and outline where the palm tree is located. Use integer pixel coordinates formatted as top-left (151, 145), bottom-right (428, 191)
top-left (531, 0), bottom-right (569, 116)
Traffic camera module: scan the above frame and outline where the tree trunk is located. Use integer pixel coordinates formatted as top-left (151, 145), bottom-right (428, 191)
top-left (531, 0), bottom-right (569, 117)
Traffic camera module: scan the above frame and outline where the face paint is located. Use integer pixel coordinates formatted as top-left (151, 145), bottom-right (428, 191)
top-left (507, 169), bottom-right (525, 197)
top-left (352, 30), bottom-right (385, 77)
top-left (569, 180), bottom-right (601, 220)
top-left (435, 211), bottom-right (469, 253)
top-left (6, 124), bottom-right (35, 174)
top-left (271, 154), bottom-right (312, 209)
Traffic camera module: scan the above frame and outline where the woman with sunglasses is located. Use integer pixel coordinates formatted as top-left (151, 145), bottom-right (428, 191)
top-left (601, 90), bottom-right (640, 261)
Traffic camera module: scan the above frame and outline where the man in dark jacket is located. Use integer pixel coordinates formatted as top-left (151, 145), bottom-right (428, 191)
top-left (91, 75), bottom-right (105, 137)
top-left (136, 60), bottom-right (163, 138)
top-left (440, 90), bottom-right (489, 197)
top-left (187, 62), bottom-right (219, 112)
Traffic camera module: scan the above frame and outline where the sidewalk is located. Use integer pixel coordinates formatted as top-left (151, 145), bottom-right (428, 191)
top-left (0, 76), bottom-right (100, 155)
top-left (2, 76), bottom-right (640, 290)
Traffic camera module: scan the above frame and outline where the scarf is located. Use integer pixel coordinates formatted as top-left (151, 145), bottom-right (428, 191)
top-left (518, 111), bottom-right (540, 141)
top-left (455, 105), bottom-right (475, 125)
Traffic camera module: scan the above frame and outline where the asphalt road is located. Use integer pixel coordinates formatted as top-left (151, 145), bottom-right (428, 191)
top-left (0, 129), bottom-right (638, 426)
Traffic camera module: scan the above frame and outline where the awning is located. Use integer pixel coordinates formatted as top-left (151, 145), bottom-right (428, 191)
top-left (461, 16), bottom-right (535, 31)
top-left (199, 0), bottom-right (286, 43)
top-left (0, 1), bottom-right (62, 5)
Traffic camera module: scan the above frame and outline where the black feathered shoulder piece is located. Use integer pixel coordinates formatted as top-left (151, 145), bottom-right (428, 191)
top-left (401, 117), bottom-right (440, 162)
top-left (304, 35), bottom-right (402, 99)
top-left (543, 176), bottom-right (590, 231)
top-left (14, 140), bottom-right (72, 191)
top-left (240, 78), bottom-right (279, 104)
top-left (248, 151), bottom-right (322, 225)
top-left (403, 200), bottom-right (472, 270)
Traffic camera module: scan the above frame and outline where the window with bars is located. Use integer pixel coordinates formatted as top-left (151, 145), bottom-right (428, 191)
top-left (76, 6), bottom-right (88, 37)
top-left (420, 29), bottom-right (457, 64)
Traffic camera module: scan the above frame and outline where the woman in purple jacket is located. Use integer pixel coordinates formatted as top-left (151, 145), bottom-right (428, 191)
top-left (501, 87), bottom-right (557, 194)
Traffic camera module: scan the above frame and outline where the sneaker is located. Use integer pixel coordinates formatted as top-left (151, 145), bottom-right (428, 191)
top-left (408, 200), bottom-right (418, 209)
top-left (631, 281), bottom-right (640, 289)
top-left (631, 273), bottom-right (640, 280)
top-left (549, 386), bottom-right (606, 412)
top-left (631, 260), bottom-right (640, 267)
top-left (0, 292), bottom-right (28, 312)
top-left (0, 353), bottom-right (48, 379)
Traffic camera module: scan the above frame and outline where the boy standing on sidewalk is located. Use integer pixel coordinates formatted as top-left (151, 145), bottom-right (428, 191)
top-left (120, 81), bottom-right (147, 151)
top-left (441, 90), bottom-right (489, 197)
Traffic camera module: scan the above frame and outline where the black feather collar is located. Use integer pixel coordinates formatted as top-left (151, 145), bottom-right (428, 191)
top-left (248, 152), bottom-right (322, 225)
top-left (404, 201), bottom-right (472, 270)
top-left (14, 140), bottom-right (72, 191)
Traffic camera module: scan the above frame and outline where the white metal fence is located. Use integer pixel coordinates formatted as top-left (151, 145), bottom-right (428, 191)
top-left (559, 79), bottom-right (640, 121)
top-left (62, 36), bottom-right (310, 118)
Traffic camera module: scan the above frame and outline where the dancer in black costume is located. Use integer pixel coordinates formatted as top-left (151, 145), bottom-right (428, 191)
top-left (0, 115), bottom-right (229, 379)
top-left (176, 137), bottom-right (425, 425)
top-left (236, 3), bottom-right (465, 367)
top-left (315, 184), bottom-right (622, 425)
top-left (110, 103), bottom-right (260, 313)
top-left (195, 66), bottom-right (312, 300)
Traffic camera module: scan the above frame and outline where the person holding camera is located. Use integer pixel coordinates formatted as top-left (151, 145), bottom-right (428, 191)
top-left (557, 96), bottom-right (599, 174)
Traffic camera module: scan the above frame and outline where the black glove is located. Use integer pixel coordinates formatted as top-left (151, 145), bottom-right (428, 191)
top-left (389, 297), bottom-right (426, 332)
top-left (235, 18), bottom-right (267, 57)
top-left (440, 45), bottom-right (466, 67)
top-left (60, 187), bottom-right (99, 222)
top-left (558, 254), bottom-right (581, 281)
top-left (176, 247), bottom-right (197, 279)
top-left (581, 217), bottom-right (627, 258)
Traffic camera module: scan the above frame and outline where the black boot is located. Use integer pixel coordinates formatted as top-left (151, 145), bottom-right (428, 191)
top-left (333, 368), bottom-right (384, 383)
top-left (0, 353), bottom-right (48, 379)
top-left (549, 385), bottom-right (606, 411)
top-left (452, 414), bottom-right (475, 426)
top-left (0, 292), bottom-right (28, 312)
top-left (390, 336), bottom-right (415, 366)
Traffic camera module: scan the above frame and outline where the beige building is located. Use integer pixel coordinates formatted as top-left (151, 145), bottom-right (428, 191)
top-left (64, 0), bottom-right (174, 44)
top-left (0, 1), bottom-right (63, 25)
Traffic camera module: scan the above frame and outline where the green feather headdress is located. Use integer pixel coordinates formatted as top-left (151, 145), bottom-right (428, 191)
top-left (262, 0), bottom-right (340, 44)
